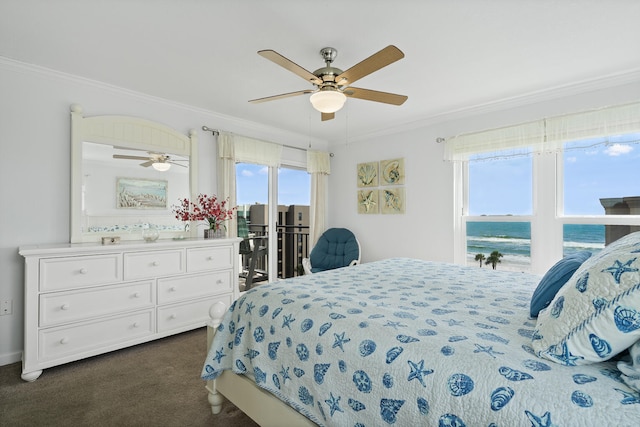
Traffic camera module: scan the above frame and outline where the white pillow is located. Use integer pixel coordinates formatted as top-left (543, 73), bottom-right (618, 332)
top-left (532, 232), bottom-right (640, 365)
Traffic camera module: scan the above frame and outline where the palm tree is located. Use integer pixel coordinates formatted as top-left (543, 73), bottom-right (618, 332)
top-left (485, 250), bottom-right (503, 270)
top-left (474, 253), bottom-right (486, 267)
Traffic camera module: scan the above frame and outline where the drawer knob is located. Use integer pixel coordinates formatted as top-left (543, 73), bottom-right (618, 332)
top-left (61, 304), bottom-right (70, 311)
top-left (152, 261), bottom-right (159, 266)
top-left (207, 256), bottom-right (214, 261)
top-left (132, 322), bottom-right (140, 328)
top-left (79, 268), bottom-right (88, 274)
top-left (216, 279), bottom-right (223, 284)
top-left (132, 292), bottom-right (140, 298)
top-left (60, 337), bottom-right (69, 345)
top-left (169, 314), bottom-right (177, 320)
top-left (169, 287), bottom-right (177, 292)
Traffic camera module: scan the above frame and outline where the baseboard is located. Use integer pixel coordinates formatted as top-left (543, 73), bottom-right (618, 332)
top-left (0, 351), bottom-right (22, 367)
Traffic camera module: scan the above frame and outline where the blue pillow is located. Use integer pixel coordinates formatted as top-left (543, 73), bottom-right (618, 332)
top-left (530, 251), bottom-right (591, 317)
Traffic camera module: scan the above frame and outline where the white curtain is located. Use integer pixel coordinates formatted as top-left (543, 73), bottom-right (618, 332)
top-left (307, 150), bottom-right (331, 247)
top-left (233, 134), bottom-right (283, 167)
top-left (217, 132), bottom-right (284, 237)
top-left (444, 101), bottom-right (640, 161)
top-left (217, 132), bottom-right (237, 237)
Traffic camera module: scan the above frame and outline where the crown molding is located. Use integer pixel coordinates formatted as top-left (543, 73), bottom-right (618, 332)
top-left (0, 56), bottom-right (327, 149)
top-left (339, 67), bottom-right (640, 145)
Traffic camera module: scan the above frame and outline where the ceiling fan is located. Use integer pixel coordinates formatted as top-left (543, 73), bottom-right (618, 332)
top-left (249, 45), bottom-right (408, 121)
top-left (112, 152), bottom-right (187, 172)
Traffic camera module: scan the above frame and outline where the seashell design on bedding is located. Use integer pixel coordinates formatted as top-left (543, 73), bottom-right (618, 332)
top-left (613, 306), bottom-right (640, 333)
top-left (490, 386), bottom-right (514, 411)
top-left (589, 333), bottom-right (612, 358)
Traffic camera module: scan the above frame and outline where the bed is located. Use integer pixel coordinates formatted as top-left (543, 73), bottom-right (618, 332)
top-left (202, 250), bottom-right (640, 426)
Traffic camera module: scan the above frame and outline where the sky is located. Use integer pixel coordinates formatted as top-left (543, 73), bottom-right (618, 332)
top-left (236, 163), bottom-right (310, 207)
top-left (469, 136), bottom-right (639, 216)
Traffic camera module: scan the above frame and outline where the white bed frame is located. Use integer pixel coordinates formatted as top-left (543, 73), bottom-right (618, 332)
top-left (205, 301), bottom-right (316, 427)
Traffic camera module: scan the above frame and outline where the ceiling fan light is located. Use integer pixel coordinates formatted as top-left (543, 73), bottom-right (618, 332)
top-left (152, 162), bottom-right (171, 172)
top-left (310, 90), bottom-right (346, 113)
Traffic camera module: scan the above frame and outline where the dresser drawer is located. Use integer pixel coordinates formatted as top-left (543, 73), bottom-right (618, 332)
top-left (157, 294), bottom-right (232, 333)
top-left (39, 254), bottom-right (122, 291)
top-left (38, 310), bottom-right (154, 361)
top-left (123, 249), bottom-right (184, 280)
top-left (157, 271), bottom-right (232, 304)
top-left (187, 246), bottom-right (233, 273)
top-left (39, 281), bottom-right (154, 327)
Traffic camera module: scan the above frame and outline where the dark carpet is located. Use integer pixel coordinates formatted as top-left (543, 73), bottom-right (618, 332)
top-left (0, 328), bottom-right (259, 426)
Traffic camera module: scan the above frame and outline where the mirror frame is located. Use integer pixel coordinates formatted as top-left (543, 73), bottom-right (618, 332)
top-left (70, 104), bottom-right (198, 243)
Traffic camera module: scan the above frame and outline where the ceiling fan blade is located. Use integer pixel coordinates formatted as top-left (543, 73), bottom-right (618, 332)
top-left (335, 45), bottom-right (404, 86)
top-left (258, 50), bottom-right (323, 85)
top-left (321, 112), bottom-right (335, 121)
top-left (344, 87), bottom-right (408, 105)
top-left (140, 160), bottom-right (153, 167)
top-left (113, 154), bottom-right (149, 161)
top-left (249, 90), bottom-right (314, 104)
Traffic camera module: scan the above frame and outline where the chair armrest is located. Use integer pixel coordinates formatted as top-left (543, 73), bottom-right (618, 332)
top-left (302, 258), bottom-right (312, 275)
top-left (349, 259), bottom-right (359, 267)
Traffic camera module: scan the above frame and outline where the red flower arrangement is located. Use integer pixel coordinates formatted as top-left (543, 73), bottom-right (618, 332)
top-left (172, 194), bottom-right (236, 232)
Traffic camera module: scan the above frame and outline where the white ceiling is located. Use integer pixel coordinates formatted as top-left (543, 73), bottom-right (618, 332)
top-left (2, 0), bottom-right (640, 145)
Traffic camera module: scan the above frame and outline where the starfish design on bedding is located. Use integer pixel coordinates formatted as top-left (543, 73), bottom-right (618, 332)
top-left (332, 332), bottom-right (351, 351)
top-left (282, 314), bottom-right (296, 329)
top-left (524, 410), bottom-right (554, 427)
top-left (213, 348), bottom-right (226, 364)
top-left (473, 344), bottom-right (504, 358)
top-left (245, 301), bottom-right (255, 314)
top-left (601, 258), bottom-right (638, 284)
top-left (615, 388), bottom-right (640, 405)
top-left (407, 359), bottom-right (434, 387)
top-left (324, 392), bottom-right (344, 416)
top-left (280, 366), bottom-right (291, 384)
top-left (384, 321), bottom-right (407, 329)
top-left (447, 319), bottom-right (464, 327)
top-left (323, 301), bottom-right (340, 309)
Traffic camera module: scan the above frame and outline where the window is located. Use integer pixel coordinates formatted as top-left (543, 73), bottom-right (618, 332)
top-left (453, 103), bottom-right (640, 275)
top-left (466, 153), bottom-right (532, 271)
top-left (563, 134), bottom-right (640, 215)
top-left (468, 154), bottom-right (532, 216)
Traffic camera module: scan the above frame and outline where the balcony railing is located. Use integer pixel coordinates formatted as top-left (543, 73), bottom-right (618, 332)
top-left (245, 223), bottom-right (310, 279)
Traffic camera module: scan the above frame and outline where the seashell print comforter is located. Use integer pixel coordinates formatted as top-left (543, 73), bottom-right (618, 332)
top-left (202, 258), bottom-right (640, 426)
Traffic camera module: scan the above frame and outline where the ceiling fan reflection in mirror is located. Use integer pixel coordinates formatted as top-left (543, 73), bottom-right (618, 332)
top-left (112, 152), bottom-right (187, 172)
top-left (249, 45), bottom-right (408, 121)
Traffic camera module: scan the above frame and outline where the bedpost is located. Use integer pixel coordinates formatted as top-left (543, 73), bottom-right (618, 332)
top-left (205, 301), bottom-right (228, 415)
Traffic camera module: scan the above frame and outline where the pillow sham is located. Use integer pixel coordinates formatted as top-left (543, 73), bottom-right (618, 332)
top-left (532, 233), bottom-right (640, 366)
top-left (530, 251), bottom-right (591, 318)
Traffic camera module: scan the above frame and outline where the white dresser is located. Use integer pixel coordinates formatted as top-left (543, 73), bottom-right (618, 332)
top-left (19, 238), bottom-right (240, 381)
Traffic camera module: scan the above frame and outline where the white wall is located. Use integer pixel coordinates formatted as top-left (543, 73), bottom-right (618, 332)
top-left (0, 58), bottom-right (326, 365)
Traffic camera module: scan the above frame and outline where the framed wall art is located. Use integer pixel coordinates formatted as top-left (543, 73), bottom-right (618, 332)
top-left (380, 158), bottom-right (405, 185)
top-left (357, 161), bottom-right (378, 187)
top-left (380, 187), bottom-right (405, 214)
top-left (116, 177), bottom-right (168, 209)
top-left (357, 189), bottom-right (379, 214)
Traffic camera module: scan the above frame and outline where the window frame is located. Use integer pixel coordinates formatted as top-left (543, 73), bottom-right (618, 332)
top-left (455, 144), bottom-right (640, 276)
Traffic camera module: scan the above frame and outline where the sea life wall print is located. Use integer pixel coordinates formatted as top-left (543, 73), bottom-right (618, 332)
top-left (116, 177), bottom-right (168, 209)
top-left (380, 188), bottom-right (405, 214)
top-left (358, 190), bottom-right (379, 214)
top-left (357, 162), bottom-right (379, 187)
top-left (380, 158), bottom-right (405, 185)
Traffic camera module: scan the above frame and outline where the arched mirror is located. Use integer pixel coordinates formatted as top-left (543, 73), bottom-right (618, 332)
top-left (70, 104), bottom-right (198, 243)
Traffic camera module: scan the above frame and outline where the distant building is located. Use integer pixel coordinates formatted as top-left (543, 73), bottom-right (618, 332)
top-left (599, 196), bottom-right (640, 245)
top-left (247, 203), bottom-right (309, 278)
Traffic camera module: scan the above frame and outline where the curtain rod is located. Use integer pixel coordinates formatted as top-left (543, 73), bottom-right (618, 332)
top-left (202, 125), bottom-right (334, 156)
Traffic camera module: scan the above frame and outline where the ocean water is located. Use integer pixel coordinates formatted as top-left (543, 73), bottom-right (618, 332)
top-left (466, 221), bottom-right (605, 270)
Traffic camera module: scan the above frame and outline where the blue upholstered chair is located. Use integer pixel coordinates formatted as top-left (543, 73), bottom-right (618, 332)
top-left (302, 228), bottom-right (361, 274)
